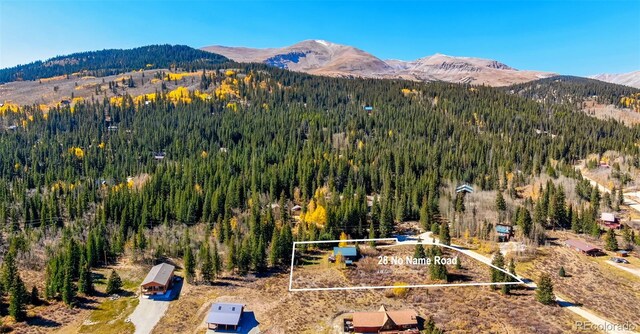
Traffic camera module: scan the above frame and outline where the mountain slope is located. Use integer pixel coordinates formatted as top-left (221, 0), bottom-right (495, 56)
top-left (202, 40), bottom-right (555, 86)
top-left (204, 40), bottom-right (393, 77)
top-left (589, 71), bottom-right (640, 89)
top-left (0, 45), bottom-right (228, 83)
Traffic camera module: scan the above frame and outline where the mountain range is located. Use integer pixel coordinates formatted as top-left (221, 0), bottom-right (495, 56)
top-left (202, 40), bottom-right (639, 88)
top-left (589, 71), bottom-right (640, 89)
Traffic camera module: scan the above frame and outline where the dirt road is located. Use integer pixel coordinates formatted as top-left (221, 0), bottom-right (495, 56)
top-left (606, 260), bottom-right (640, 279)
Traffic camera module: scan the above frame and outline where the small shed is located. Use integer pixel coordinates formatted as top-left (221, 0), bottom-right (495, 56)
top-left (616, 250), bottom-right (629, 257)
top-left (206, 303), bottom-right (244, 331)
top-left (565, 239), bottom-right (602, 256)
top-left (363, 105), bottom-right (374, 114)
top-left (141, 263), bottom-right (175, 295)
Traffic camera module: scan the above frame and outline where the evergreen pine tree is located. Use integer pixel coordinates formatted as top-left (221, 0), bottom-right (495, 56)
top-left (1, 250), bottom-right (17, 294)
top-left (77, 257), bottom-right (93, 295)
top-left (269, 227), bottom-right (281, 267)
top-left (590, 187), bottom-right (601, 212)
top-left (9, 275), bottom-right (27, 322)
top-left (516, 207), bottom-right (533, 236)
top-left (604, 228), bottom-right (618, 251)
top-left (368, 221), bottom-right (376, 247)
top-left (428, 246), bottom-right (448, 281)
top-left (212, 242), bottom-right (222, 278)
top-left (184, 244), bottom-right (195, 282)
top-left (618, 185), bottom-right (625, 208)
top-left (380, 201), bottom-right (394, 237)
top-left (61, 265), bottom-right (74, 307)
top-left (490, 251), bottom-right (505, 290)
top-left (536, 273), bottom-right (555, 305)
top-left (419, 196), bottom-right (430, 229)
top-left (226, 239), bottom-right (237, 272)
top-left (621, 225), bottom-right (633, 250)
top-left (30, 286), bottom-right (39, 305)
top-left (508, 258), bottom-right (516, 277)
top-left (414, 244), bottom-right (426, 259)
top-left (199, 242), bottom-right (213, 283)
top-left (496, 191), bottom-right (506, 211)
top-left (559, 266), bottom-right (566, 277)
top-left (439, 222), bottom-right (451, 246)
top-left (105, 270), bottom-right (122, 295)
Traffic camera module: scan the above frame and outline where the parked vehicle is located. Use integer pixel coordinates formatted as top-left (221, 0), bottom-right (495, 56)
top-left (610, 257), bottom-right (630, 264)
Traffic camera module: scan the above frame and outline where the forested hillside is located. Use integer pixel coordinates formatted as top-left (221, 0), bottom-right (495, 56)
top-left (507, 75), bottom-right (640, 108)
top-left (1, 53), bottom-right (640, 323)
top-left (0, 45), bottom-right (228, 83)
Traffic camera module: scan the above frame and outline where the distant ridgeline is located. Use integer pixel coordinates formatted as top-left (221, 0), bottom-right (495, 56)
top-left (506, 75), bottom-right (640, 109)
top-left (0, 45), bottom-right (229, 83)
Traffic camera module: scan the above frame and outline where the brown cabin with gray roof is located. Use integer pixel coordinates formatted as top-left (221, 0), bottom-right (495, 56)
top-left (140, 263), bottom-right (175, 295)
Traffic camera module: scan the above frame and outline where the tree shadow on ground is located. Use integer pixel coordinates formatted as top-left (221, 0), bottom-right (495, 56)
top-left (75, 295), bottom-right (99, 310)
top-left (26, 315), bottom-right (61, 328)
top-left (447, 273), bottom-right (474, 282)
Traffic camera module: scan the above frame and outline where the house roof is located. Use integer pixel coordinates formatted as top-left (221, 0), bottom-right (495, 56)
top-left (206, 303), bottom-right (244, 326)
top-left (565, 239), bottom-right (600, 253)
top-left (455, 184), bottom-right (474, 193)
top-left (333, 247), bottom-right (358, 257)
top-left (352, 307), bottom-right (418, 327)
top-left (496, 224), bottom-right (513, 234)
top-left (141, 263), bottom-right (175, 286)
top-left (600, 212), bottom-right (616, 223)
top-left (386, 310), bottom-right (419, 325)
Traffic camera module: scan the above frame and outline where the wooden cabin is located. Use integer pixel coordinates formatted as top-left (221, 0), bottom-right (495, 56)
top-left (140, 263), bottom-right (175, 295)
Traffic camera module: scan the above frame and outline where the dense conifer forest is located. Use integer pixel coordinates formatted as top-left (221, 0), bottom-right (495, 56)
top-left (1, 46), bottom-right (639, 313)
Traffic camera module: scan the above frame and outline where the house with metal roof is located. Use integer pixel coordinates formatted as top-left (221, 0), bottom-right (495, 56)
top-left (206, 303), bottom-right (244, 331)
top-left (140, 263), bottom-right (175, 296)
top-left (495, 224), bottom-right (514, 242)
top-left (599, 212), bottom-right (621, 229)
top-left (455, 184), bottom-right (474, 194)
top-left (329, 246), bottom-right (359, 265)
top-left (565, 239), bottom-right (602, 256)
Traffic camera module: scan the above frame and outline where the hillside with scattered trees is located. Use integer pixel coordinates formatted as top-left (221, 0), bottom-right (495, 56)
top-left (0, 45), bottom-right (228, 83)
top-left (506, 75), bottom-right (640, 108)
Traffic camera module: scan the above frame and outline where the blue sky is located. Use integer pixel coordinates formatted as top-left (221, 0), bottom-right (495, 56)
top-left (1, 0), bottom-right (638, 76)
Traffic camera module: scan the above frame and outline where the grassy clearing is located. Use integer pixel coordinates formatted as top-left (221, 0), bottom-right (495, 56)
top-left (78, 297), bottom-right (139, 334)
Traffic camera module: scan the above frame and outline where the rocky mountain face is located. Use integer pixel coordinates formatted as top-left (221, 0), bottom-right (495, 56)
top-left (202, 40), bottom-right (555, 86)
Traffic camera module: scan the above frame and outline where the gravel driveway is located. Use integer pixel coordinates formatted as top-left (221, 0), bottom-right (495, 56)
top-left (128, 297), bottom-right (171, 334)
